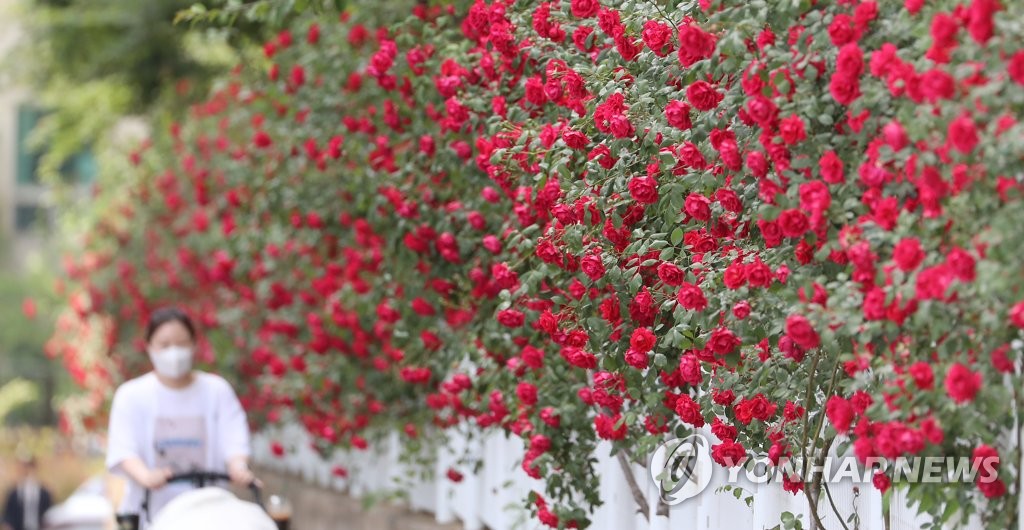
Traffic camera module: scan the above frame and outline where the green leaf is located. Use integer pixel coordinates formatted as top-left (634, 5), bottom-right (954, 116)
top-left (670, 227), bottom-right (684, 245)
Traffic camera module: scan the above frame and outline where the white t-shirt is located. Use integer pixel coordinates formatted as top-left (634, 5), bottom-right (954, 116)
top-left (106, 372), bottom-right (251, 526)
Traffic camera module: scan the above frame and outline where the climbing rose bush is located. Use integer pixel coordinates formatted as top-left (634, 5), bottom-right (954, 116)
top-left (50, 0), bottom-right (1024, 527)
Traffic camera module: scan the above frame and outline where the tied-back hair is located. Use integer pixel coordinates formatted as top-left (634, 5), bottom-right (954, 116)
top-left (146, 307), bottom-right (197, 342)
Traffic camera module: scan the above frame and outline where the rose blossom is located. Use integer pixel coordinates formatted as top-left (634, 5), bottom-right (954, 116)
top-left (628, 176), bottom-right (659, 204)
top-left (665, 100), bottom-right (692, 129)
top-left (825, 396), bottom-right (855, 433)
top-left (686, 81), bottom-right (723, 111)
top-left (785, 314), bottom-right (821, 350)
top-left (570, 0), bottom-right (600, 18)
top-left (657, 262), bottom-right (685, 286)
top-left (945, 363), bottom-right (982, 403)
top-left (677, 282), bottom-right (708, 312)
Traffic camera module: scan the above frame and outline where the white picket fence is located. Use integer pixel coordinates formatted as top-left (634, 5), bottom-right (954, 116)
top-left (252, 424), bottom-right (989, 530)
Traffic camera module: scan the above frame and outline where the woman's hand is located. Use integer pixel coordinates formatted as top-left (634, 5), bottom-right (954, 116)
top-left (227, 456), bottom-right (258, 487)
top-left (140, 467), bottom-right (173, 489)
top-left (123, 458), bottom-right (173, 489)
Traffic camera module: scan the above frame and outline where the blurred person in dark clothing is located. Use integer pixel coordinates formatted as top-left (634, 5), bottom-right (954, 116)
top-left (2, 456), bottom-right (52, 530)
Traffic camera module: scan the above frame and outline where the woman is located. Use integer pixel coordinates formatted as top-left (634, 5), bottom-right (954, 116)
top-left (106, 307), bottom-right (256, 525)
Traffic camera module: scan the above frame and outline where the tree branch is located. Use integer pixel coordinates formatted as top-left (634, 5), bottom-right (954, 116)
top-left (617, 451), bottom-right (650, 521)
top-left (822, 469), bottom-right (851, 530)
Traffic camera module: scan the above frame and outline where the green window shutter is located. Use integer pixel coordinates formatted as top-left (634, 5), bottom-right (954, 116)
top-left (62, 150), bottom-right (98, 185)
top-left (15, 105), bottom-right (43, 186)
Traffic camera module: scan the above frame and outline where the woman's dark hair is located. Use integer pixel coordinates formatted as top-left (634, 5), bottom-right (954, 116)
top-left (146, 307), bottom-right (197, 342)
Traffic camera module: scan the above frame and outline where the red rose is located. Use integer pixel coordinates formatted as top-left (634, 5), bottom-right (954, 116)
top-left (746, 259), bottom-right (773, 287)
top-left (825, 396), bottom-right (855, 433)
top-left (818, 150), bottom-right (845, 183)
top-left (829, 72), bottom-right (861, 105)
top-left (785, 314), bottom-right (821, 350)
top-left (920, 69), bottom-right (955, 103)
top-left (677, 24), bottom-right (716, 67)
top-left (915, 265), bottom-right (954, 300)
top-left (684, 193), bottom-right (712, 221)
top-left (521, 346), bottom-right (545, 369)
top-left (677, 282), bottom-right (708, 312)
top-left (757, 219), bottom-right (783, 247)
top-left (516, 382), bottom-right (538, 405)
top-left (665, 100), bottom-right (692, 129)
top-left (581, 254), bottom-right (606, 281)
top-left (253, 130), bottom-right (273, 148)
top-left (497, 309), bottom-right (526, 328)
top-left (678, 142), bottom-right (707, 169)
top-left (872, 472), bottom-right (891, 493)
top-left (745, 95), bottom-right (778, 129)
top-left (657, 262), bottom-right (685, 286)
top-left (289, 65), bottom-right (306, 87)
top-left (978, 478), bottom-right (1007, 499)
top-left (945, 363), bottom-right (982, 404)
top-left (674, 394), bottom-right (705, 427)
top-left (573, 26), bottom-right (596, 52)
top-left (1011, 301), bottom-right (1024, 328)
top-left (746, 150), bottom-right (768, 177)
top-left (562, 129), bottom-right (590, 149)
top-left (686, 81), bottom-right (722, 111)
top-left (624, 348), bottom-right (649, 369)
top-left (642, 20), bottom-right (674, 56)
top-left (779, 115), bottom-right (807, 144)
top-left (836, 42), bottom-right (865, 76)
top-left (799, 181), bottom-right (831, 213)
top-left (973, 444), bottom-right (1000, 471)
top-left (967, 0), bottom-right (998, 44)
top-left (905, 0), bottom-right (925, 13)
top-left (609, 114), bottom-right (635, 138)
top-left (536, 240), bottom-right (563, 265)
top-left (948, 113), bottom-right (979, 154)
top-left (732, 301), bottom-right (751, 320)
top-left (678, 354), bottom-right (702, 385)
top-left (713, 389), bottom-right (736, 405)
top-left (946, 247), bottom-right (976, 281)
top-left (827, 14), bottom-right (855, 46)
top-left (711, 418), bottom-right (737, 442)
top-left (708, 327), bottom-right (740, 355)
top-left (1009, 51), bottom-right (1024, 86)
top-left (570, 0), bottom-right (600, 18)
top-left (908, 361), bottom-right (934, 389)
top-left (717, 139), bottom-right (742, 171)
top-left (629, 287), bottom-right (657, 326)
top-left (629, 327), bottom-right (657, 352)
top-left (893, 237), bottom-right (925, 271)
top-left (778, 209), bottom-right (810, 238)
top-left (628, 176), bottom-right (659, 204)
top-left (723, 263), bottom-right (747, 289)
top-left (715, 188), bottom-right (742, 213)
top-left (711, 440), bottom-right (747, 467)
top-left (594, 413), bottom-right (627, 440)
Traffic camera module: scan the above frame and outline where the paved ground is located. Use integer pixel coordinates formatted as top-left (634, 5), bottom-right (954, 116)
top-left (254, 466), bottom-right (464, 530)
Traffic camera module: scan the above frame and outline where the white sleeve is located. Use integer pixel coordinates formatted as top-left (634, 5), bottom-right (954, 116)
top-left (106, 384), bottom-right (141, 474)
top-left (216, 379), bottom-right (251, 461)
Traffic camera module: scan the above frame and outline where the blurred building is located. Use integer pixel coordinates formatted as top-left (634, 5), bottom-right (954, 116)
top-left (0, 3), bottom-right (96, 269)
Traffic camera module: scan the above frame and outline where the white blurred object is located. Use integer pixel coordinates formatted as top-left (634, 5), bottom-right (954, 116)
top-left (148, 488), bottom-right (277, 530)
top-left (43, 477), bottom-right (115, 530)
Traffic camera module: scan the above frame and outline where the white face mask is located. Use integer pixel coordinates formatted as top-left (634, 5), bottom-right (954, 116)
top-left (150, 345), bottom-right (194, 379)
